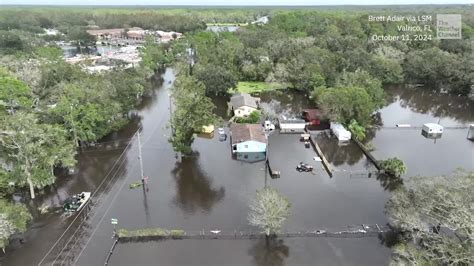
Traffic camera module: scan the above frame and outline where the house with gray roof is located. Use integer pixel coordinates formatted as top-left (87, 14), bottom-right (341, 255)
top-left (230, 93), bottom-right (260, 118)
top-left (230, 123), bottom-right (267, 162)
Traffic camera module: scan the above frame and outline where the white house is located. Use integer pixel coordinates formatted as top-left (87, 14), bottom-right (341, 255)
top-left (230, 123), bottom-right (267, 162)
top-left (230, 93), bottom-right (260, 118)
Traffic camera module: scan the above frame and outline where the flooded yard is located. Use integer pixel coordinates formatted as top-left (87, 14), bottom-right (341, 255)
top-left (109, 238), bottom-right (391, 266)
top-left (1, 73), bottom-right (472, 266)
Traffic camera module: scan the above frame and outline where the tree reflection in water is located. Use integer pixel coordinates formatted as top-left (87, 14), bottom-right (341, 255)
top-left (171, 156), bottom-right (225, 214)
top-left (376, 173), bottom-right (404, 192)
top-left (248, 236), bottom-right (289, 266)
top-left (384, 86), bottom-right (474, 123)
top-left (316, 134), bottom-right (366, 166)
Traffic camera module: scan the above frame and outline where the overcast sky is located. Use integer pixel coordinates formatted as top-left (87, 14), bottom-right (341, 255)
top-left (1, 0), bottom-right (472, 5)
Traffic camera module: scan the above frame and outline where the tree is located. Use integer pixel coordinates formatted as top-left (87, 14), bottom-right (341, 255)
top-left (248, 187), bottom-right (291, 237)
top-left (139, 37), bottom-right (173, 75)
top-left (347, 119), bottom-right (366, 141)
top-left (169, 73), bottom-right (216, 154)
top-left (0, 74), bottom-right (33, 113)
top-left (34, 46), bottom-right (63, 61)
top-left (195, 64), bottom-right (237, 96)
top-left (0, 113), bottom-right (76, 199)
top-left (235, 110), bottom-right (261, 124)
top-left (0, 200), bottom-right (31, 252)
top-left (379, 157), bottom-right (407, 178)
top-left (386, 172), bottom-right (473, 265)
top-left (335, 70), bottom-right (385, 109)
top-left (312, 86), bottom-right (375, 127)
top-left (67, 27), bottom-right (96, 47)
top-left (0, 31), bottom-right (24, 54)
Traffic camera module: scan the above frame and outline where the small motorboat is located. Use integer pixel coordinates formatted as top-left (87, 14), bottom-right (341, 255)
top-left (296, 162), bottom-right (313, 172)
top-left (63, 192), bottom-right (91, 212)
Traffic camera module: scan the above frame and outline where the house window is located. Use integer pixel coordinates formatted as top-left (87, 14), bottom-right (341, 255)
top-left (233, 145), bottom-right (237, 151)
top-left (244, 154), bottom-right (248, 159)
top-left (244, 144), bottom-right (248, 148)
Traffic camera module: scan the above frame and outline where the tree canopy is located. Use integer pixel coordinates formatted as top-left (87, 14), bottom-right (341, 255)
top-left (386, 171), bottom-right (473, 265)
top-left (169, 71), bottom-right (217, 154)
top-left (248, 187), bottom-right (291, 236)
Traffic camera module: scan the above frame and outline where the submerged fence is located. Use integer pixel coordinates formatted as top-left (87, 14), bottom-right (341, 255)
top-left (116, 224), bottom-right (391, 243)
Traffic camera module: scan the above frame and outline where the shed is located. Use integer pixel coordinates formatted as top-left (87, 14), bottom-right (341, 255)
top-left (422, 123), bottom-right (443, 134)
top-left (330, 122), bottom-right (351, 142)
top-left (278, 116), bottom-right (307, 133)
top-left (302, 109), bottom-right (322, 125)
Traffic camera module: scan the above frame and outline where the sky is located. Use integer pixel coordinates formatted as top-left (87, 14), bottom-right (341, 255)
top-left (1, 0), bottom-right (472, 5)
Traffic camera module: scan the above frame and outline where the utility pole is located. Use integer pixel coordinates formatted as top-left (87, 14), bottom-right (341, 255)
top-left (137, 130), bottom-right (145, 186)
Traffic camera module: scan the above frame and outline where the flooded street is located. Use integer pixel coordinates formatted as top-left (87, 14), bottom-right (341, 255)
top-left (1, 73), bottom-right (472, 265)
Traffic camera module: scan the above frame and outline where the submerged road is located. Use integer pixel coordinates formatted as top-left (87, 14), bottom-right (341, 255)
top-left (2, 75), bottom-right (473, 265)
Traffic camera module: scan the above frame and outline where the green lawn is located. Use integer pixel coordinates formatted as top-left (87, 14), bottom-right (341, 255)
top-left (230, 82), bottom-right (288, 94)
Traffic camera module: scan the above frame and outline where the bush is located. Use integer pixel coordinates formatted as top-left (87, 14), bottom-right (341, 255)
top-left (235, 110), bottom-right (261, 124)
top-left (379, 157), bottom-right (407, 177)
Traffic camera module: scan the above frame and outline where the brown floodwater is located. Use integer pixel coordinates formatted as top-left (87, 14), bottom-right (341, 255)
top-left (1, 74), bottom-right (472, 266)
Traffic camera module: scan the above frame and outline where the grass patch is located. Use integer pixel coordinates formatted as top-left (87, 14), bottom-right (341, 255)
top-left (129, 182), bottom-right (142, 189)
top-left (230, 82), bottom-right (288, 94)
top-left (117, 228), bottom-right (185, 238)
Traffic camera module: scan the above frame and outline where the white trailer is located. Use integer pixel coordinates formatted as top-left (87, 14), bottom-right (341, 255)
top-left (422, 123), bottom-right (443, 138)
top-left (330, 122), bottom-right (351, 141)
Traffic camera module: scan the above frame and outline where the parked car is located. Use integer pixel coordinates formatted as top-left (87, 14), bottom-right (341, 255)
top-left (219, 133), bottom-right (227, 142)
top-left (217, 128), bottom-right (225, 135)
top-left (296, 162), bottom-right (313, 172)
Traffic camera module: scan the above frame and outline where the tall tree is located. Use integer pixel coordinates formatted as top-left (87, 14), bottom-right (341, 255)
top-left (0, 113), bottom-right (76, 199)
top-left (169, 72), bottom-right (216, 154)
top-left (248, 187), bottom-right (291, 237)
top-left (195, 64), bottom-right (237, 96)
top-left (335, 70), bottom-right (385, 109)
top-left (312, 86), bottom-right (375, 127)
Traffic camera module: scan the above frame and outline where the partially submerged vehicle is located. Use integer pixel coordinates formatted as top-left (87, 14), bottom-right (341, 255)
top-left (296, 162), bottom-right (314, 172)
top-left (63, 192), bottom-right (91, 212)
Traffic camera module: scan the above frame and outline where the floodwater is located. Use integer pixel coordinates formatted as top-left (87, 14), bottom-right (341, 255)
top-left (1, 76), bottom-right (472, 265)
top-left (371, 86), bottom-right (474, 177)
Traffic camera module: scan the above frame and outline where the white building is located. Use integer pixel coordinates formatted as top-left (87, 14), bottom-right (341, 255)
top-left (278, 116), bottom-right (306, 133)
top-left (330, 122), bottom-right (351, 142)
top-left (230, 93), bottom-right (260, 118)
top-left (230, 123), bottom-right (267, 162)
top-left (422, 123), bottom-right (443, 138)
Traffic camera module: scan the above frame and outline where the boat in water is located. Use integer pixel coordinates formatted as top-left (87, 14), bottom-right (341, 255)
top-left (63, 192), bottom-right (91, 212)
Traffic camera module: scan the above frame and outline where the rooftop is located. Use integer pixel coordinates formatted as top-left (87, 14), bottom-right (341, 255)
top-left (230, 123), bottom-right (266, 144)
top-left (230, 93), bottom-right (259, 109)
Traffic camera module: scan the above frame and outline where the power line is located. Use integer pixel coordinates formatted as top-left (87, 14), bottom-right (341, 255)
top-left (37, 130), bottom-right (138, 266)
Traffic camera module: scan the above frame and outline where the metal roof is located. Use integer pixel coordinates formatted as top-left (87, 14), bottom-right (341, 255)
top-left (230, 123), bottom-right (266, 144)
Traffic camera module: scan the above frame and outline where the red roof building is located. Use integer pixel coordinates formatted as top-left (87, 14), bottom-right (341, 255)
top-left (302, 109), bottom-right (322, 125)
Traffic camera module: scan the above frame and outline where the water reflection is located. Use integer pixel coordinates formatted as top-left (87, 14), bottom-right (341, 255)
top-left (316, 135), bottom-right (365, 166)
top-left (384, 86), bottom-right (474, 124)
top-left (259, 90), bottom-right (316, 119)
top-left (171, 157), bottom-right (225, 214)
top-left (248, 236), bottom-right (289, 266)
top-left (376, 173), bottom-right (404, 192)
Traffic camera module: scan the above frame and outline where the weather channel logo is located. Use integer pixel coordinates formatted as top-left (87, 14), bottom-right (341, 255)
top-left (437, 14), bottom-right (462, 39)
